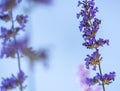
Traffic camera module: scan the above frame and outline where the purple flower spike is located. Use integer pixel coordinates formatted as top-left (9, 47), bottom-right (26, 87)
top-left (77, 0), bottom-right (116, 90)
top-left (0, 0), bottom-right (28, 91)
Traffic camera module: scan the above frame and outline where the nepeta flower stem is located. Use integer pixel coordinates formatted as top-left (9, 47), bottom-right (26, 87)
top-left (11, 9), bottom-right (23, 91)
top-left (98, 64), bottom-right (105, 91)
top-left (77, 0), bottom-right (115, 90)
top-left (15, 41), bottom-right (23, 91)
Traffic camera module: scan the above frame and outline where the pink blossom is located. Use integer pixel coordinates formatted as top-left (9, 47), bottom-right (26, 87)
top-left (77, 64), bottom-right (101, 91)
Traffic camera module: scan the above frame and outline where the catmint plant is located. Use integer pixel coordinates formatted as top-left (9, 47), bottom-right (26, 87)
top-left (77, 0), bottom-right (115, 91)
top-left (0, 0), bottom-right (28, 91)
top-left (0, 0), bottom-right (49, 91)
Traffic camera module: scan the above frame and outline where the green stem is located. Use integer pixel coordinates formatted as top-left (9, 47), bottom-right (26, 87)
top-left (98, 64), bottom-right (105, 91)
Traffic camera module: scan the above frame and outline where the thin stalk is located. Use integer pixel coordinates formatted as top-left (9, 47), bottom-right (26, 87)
top-left (10, 10), bottom-right (23, 91)
top-left (98, 64), bottom-right (105, 91)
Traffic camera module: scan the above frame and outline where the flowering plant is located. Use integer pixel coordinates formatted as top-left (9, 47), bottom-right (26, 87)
top-left (0, 0), bottom-right (116, 91)
top-left (0, 0), bottom-right (48, 91)
top-left (0, 0), bottom-right (28, 91)
top-left (77, 0), bottom-right (115, 91)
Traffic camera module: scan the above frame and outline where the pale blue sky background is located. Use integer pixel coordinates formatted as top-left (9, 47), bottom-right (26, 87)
top-left (0, 0), bottom-right (120, 91)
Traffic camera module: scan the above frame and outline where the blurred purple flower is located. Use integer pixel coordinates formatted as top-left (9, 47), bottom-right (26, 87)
top-left (0, 27), bottom-right (20, 44)
top-left (16, 15), bottom-right (28, 30)
top-left (0, 0), bottom-right (21, 13)
top-left (0, 37), bottom-right (28, 58)
top-left (17, 70), bottom-right (27, 84)
top-left (0, 70), bottom-right (27, 91)
top-left (0, 14), bottom-right (11, 22)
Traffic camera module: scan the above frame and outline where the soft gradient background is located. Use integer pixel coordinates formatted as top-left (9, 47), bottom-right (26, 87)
top-left (0, 0), bottom-right (120, 91)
